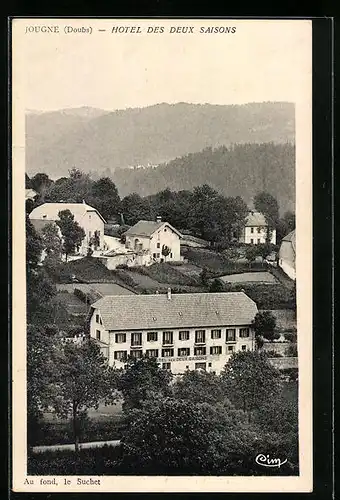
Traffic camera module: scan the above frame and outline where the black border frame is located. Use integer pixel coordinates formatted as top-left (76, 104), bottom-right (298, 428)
top-left (7, 15), bottom-right (334, 500)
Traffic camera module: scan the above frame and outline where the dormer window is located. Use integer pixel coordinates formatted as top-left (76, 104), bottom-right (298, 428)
top-left (42, 214), bottom-right (47, 219)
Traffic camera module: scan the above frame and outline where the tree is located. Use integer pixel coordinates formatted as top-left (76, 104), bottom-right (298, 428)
top-left (120, 193), bottom-right (154, 226)
top-left (26, 215), bottom-right (42, 274)
top-left (46, 169), bottom-right (92, 204)
top-left (119, 397), bottom-right (257, 475)
top-left (56, 210), bottom-right (85, 261)
top-left (256, 243), bottom-right (272, 264)
top-left (245, 245), bottom-right (259, 267)
top-left (254, 192), bottom-right (280, 243)
top-left (89, 177), bottom-right (120, 221)
top-left (221, 351), bottom-right (281, 422)
top-left (40, 222), bottom-right (63, 266)
top-left (116, 356), bottom-right (172, 412)
top-left (252, 311), bottom-right (277, 340)
top-left (89, 230), bottom-right (100, 251)
top-left (27, 324), bottom-right (63, 445)
top-left (30, 173), bottom-right (54, 199)
top-left (49, 339), bottom-right (117, 451)
top-left (161, 244), bottom-right (171, 261)
top-left (173, 370), bottom-right (226, 404)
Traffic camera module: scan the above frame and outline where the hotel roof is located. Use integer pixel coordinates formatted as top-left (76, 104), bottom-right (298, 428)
top-left (91, 291), bottom-right (258, 331)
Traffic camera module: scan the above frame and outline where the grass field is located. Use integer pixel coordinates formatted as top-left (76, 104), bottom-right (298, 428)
top-left (57, 283), bottom-right (134, 296)
top-left (219, 271), bottom-right (278, 284)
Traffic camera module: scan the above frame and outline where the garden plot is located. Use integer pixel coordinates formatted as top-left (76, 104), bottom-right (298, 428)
top-left (219, 271), bottom-right (278, 284)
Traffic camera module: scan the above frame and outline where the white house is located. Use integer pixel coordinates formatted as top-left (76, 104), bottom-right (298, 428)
top-left (239, 211), bottom-right (276, 245)
top-left (278, 230), bottom-right (296, 280)
top-left (89, 290), bottom-right (258, 374)
top-left (123, 217), bottom-right (183, 264)
top-left (29, 201), bottom-right (106, 255)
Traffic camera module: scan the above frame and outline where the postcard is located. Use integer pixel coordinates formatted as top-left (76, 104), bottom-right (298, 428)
top-left (11, 17), bottom-right (312, 493)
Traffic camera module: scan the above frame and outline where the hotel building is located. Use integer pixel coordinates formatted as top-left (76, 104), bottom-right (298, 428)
top-left (89, 289), bottom-right (258, 374)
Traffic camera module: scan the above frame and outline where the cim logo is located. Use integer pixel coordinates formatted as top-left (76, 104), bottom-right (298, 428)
top-left (255, 454), bottom-right (287, 468)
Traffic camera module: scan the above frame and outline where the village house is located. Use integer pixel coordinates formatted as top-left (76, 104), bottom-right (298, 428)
top-left (239, 211), bottom-right (277, 245)
top-left (89, 290), bottom-right (258, 374)
top-left (29, 201), bottom-right (106, 255)
top-left (123, 217), bottom-right (183, 264)
top-left (278, 229), bottom-right (296, 280)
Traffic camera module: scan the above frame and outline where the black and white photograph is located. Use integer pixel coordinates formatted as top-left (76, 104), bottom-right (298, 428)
top-left (11, 18), bottom-right (312, 493)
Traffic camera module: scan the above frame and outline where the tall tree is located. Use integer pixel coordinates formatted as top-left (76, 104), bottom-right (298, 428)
top-left (252, 310), bottom-right (277, 341)
top-left (49, 339), bottom-right (117, 452)
top-left (27, 324), bottom-right (63, 445)
top-left (120, 193), bottom-right (155, 226)
top-left (89, 177), bottom-right (120, 221)
top-left (30, 173), bottom-right (54, 199)
top-left (221, 351), bottom-right (281, 422)
top-left (40, 222), bottom-right (63, 263)
top-left (56, 210), bottom-right (85, 261)
top-left (254, 192), bottom-right (280, 243)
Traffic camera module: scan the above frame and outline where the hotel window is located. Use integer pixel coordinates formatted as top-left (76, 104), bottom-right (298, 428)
top-left (162, 348), bottom-right (174, 357)
top-left (250, 238), bottom-right (254, 244)
top-left (130, 349), bottom-right (143, 359)
top-left (146, 349), bottom-right (159, 358)
top-left (96, 330), bottom-right (101, 340)
top-left (147, 332), bottom-right (158, 342)
top-left (157, 253), bottom-right (160, 258)
top-left (153, 253), bottom-right (156, 258)
top-left (210, 346), bottom-right (222, 355)
top-left (257, 239), bottom-right (261, 244)
top-left (257, 227), bottom-right (261, 233)
top-left (178, 348), bottom-right (190, 357)
top-left (226, 329), bottom-right (236, 342)
top-left (89, 231), bottom-right (92, 239)
top-left (194, 346), bottom-right (206, 356)
top-left (179, 331), bottom-right (189, 341)
top-left (239, 328), bottom-right (250, 338)
top-left (96, 314), bottom-right (100, 323)
top-left (162, 362), bottom-right (171, 370)
top-left (195, 330), bottom-right (205, 344)
top-left (114, 350), bottom-right (127, 361)
top-left (131, 332), bottom-right (142, 346)
top-left (157, 242), bottom-right (160, 248)
top-left (115, 333), bottom-right (126, 343)
top-left (211, 329), bottom-right (221, 339)
top-left (227, 345), bottom-right (235, 353)
top-left (241, 345), bottom-right (247, 351)
top-left (195, 362), bottom-right (206, 371)
top-left (162, 331), bottom-right (173, 345)
top-left (170, 253), bottom-right (173, 258)
top-left (250, 227), bottom-right (254, 233)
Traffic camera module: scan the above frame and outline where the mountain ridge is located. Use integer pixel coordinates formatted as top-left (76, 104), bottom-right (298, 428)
top-left (26, 101), bottom-right (295, 179)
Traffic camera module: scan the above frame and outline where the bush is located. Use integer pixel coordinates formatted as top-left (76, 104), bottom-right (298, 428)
top-left (280, 368), bottom-right (298, 382)
top-left (272, 332), bottom-right (281, 341)
top-left (285, 344), bottom-right (298, 357)
top-left (116, 264), bottom-right (128, 270)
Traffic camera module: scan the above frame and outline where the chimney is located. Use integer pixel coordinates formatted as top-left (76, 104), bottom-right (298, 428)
top-left (156, 216), bottom-right (162, 223)
top-left (167, 287), bottom-right (171, 300)
top-left (83, 199), bottom-right (86, 204)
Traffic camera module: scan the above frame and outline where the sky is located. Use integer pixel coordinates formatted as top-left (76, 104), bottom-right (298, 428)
top-left (12, 19), bottom-right (312, 112)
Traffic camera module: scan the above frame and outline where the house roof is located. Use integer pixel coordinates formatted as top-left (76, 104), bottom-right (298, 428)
top-left (29, 202), bottom-right (106, 224)
top-left (245, 211), bottom-right (268, 227)
top-left (91, 291), bottom-right (258, 331)
top-left (124, 220), bottom-right (182, 238)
